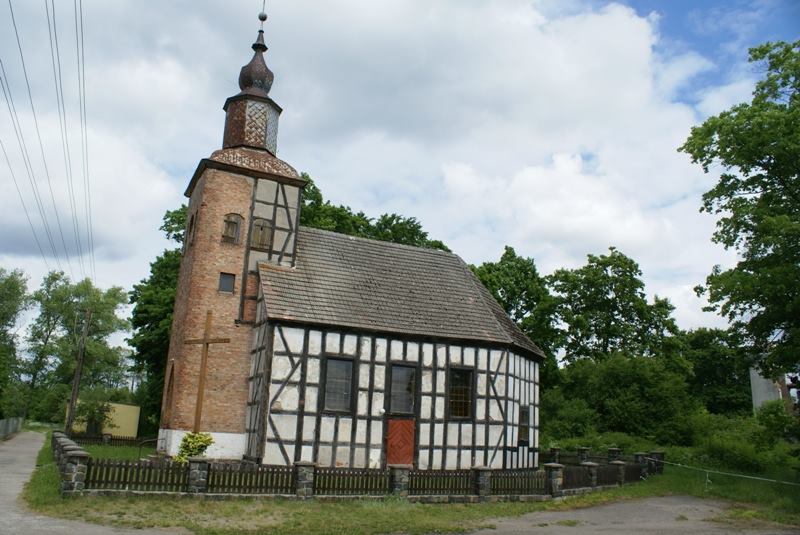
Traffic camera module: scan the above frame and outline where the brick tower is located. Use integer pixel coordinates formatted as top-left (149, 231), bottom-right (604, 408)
top-left (158, 17), bottom-right (306, 457)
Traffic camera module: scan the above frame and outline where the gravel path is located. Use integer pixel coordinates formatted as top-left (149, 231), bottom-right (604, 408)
top-left (0, 431), bottom-right (181, 535)
top-left (469, 494), bottom-right (799, 534)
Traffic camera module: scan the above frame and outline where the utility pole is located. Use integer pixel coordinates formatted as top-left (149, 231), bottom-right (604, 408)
top-left (65, 309), bottom-right (92, 436)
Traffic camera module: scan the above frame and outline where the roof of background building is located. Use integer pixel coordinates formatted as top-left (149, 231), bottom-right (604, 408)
top-left (258, 227), bottom-right (544, 358)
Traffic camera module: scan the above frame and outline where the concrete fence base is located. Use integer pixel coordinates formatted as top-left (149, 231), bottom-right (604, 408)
top-left (0, 417), bottom-right (23, 440)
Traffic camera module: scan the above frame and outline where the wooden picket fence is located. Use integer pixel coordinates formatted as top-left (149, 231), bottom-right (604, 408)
top-left (408, 469), bottom-right (472, 495)
top-left (562, 464), bottom-right (593, 489)
top-left (207, 463), bottom-right (295, 494)
top-left (314, 467), bottom-right (390, 495)
top-left (85, 458), bottom-right (188, 491)
top-left (596, 464), bottom-right (619, 486)
top-left (71, 434), bottom-right (144, 447)
top-left (490, 469), bottom-right (545, 495)
top-left (624, 463), bottom-right (645, 483)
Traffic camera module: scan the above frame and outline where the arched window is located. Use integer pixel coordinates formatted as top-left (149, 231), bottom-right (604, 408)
top-left (222, 213), bottom-right (243, 244)
top-left (251, 217), bottom-right (272, 249)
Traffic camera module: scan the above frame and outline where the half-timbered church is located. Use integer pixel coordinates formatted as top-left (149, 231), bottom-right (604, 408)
top-left (158, 17), bottom-right (545, 471)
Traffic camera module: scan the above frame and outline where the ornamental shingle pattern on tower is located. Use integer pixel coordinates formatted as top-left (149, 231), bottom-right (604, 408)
top-left (258, 227), bottom-right (544, 358)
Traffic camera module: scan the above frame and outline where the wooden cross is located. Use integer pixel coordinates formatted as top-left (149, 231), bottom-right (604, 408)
top-left (184, 310), bottom-right (230, 432)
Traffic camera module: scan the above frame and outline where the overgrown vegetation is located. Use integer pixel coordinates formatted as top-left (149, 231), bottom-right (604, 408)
top-left (175, 432), bottom-right (214, 463)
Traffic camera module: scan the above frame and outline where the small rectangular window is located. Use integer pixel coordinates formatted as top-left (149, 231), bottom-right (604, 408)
top-left (390, 365), bottom-right (416, 414)
top-left (519, 406), bottom-right (530, 446)
top-left (448, 368), bottom-right (473, 419)
top-left (218, 272), bottom-right (235, 293)
top-left (324, 358), bottom-right (353, 412)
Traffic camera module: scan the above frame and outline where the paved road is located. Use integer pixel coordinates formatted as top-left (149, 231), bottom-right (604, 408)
top-left (0, 431), bottom-right (180, 535)
top-left (471, 495), bottom-right (799, 535)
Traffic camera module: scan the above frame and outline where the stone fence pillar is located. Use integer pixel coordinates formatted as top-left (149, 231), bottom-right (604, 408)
top-left (61, 449), bottom-right (89, 493)
top-left (549, 447), bottom-right (560, 464)
top-left (472, 466), bottom-right (492, 498)
top-left (389, 464), bottom-right (411, 497)
top-left (607, 447), bottom-right (621, 463)
top-left (649, 451), bottom-right (665, 474)
top-left (294, 461), bottom-right (316, 498)
top-left (609, 460), bottom-right (625, 486)
top-left (544, 463), bottom-right (564, 497)
top-left (634, 452), bottom-right (648, 477)
top-left (187, 458), bottom-right (209, 493)
top-left (577, 447), bottom-right (590, 463)
top-left (580, 461), bottom-right (598, 487)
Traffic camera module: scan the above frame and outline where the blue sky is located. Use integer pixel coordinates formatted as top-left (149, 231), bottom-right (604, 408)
top-left (0, 1), bottom-right (798, 332)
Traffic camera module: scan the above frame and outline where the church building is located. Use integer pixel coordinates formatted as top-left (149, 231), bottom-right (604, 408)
top-left (158, 17), bottom-right (544, 471)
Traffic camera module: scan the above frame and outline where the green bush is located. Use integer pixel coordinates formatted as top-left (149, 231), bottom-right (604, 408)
top-left (174, 432), bottom-right (214, 464)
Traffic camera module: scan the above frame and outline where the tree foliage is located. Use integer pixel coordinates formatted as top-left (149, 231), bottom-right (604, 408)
top-left (0, 268), bottom-right (27, 418)
top-left (680, 40), bottom-right (800, 376)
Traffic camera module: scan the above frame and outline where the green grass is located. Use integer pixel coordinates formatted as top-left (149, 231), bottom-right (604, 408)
top-left (82, 444), bottom-right (156, 460)
top-left (21, 431), bottom-right (800, 535)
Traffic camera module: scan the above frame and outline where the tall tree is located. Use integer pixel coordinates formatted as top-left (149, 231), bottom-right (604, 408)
top-left (548, 247), bottom-right (679, 362)
top-left (680, 40), bottom-right (800, 376)
top-left (0, 268), bottom-right (27, 418)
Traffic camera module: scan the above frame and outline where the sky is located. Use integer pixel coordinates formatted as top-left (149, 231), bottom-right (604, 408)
top-left (0, 0), bottom-right (798, 334)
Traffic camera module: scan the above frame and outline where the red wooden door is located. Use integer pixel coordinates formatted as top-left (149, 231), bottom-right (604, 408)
top-left (386, 418), bottom-right (415, 465)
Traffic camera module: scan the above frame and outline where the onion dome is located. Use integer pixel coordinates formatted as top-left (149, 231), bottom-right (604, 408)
top-left (238, 30), bottom-right (274, 97)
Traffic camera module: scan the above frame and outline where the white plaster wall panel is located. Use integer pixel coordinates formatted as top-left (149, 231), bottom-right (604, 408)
top-left (445, 452), bottom-right (458, 469)
top-left (283, 444), bottom-right (295, 463)
top-left (494, 374), bottom-right (506, 397)
top-left (369, 449), bottom-right (381, 469)
top-left (272, 413), bottom-right (296, 440)
top-left (273, 384), bottom-right (299, 411)
top-left (264, 441), bottom-right (283, 465)
top-left (422, 343), bottom-right (433, 366)
top-left (478, 348), bottom-right (488, 371)
top-left (390, 340), bottom-right (403, 360)
top-left (305, 386), bottom-right (317, 414)
top-left (248, 250), bottom-right (270, 271)
top-left (253, 202), bottom-right (273, 219)
top-left (283, 184), bottom-right (299, 206)
top-left (357, 391), bottom-right (369, 415)
top-left (436, 371), bottom-right (445, 391)
top-left (449, 346), bottom-right (462, 365)
top-left (406, 342), bottom-right (419, 362)
top-left (419, 423), bottom-right (430, 446)
top-left (418, 449), bottom-right (429, 470)
top-left (359, 366), bottom-right (370, 389)
top-left (307, 358), bottom-right (320, 384)
top-left (432, 449), bottom-right (442, 468)
top-left (475, 424), bottom-right (485, 446)
top-left (475, 399), bottom-right (485, 421)
top-left (303, 416), bottom-right (316, 441)
top-left (355, 419), bottom-right (367, 443)
top-left (461, 423), bottom-right (473, 445)
top-left (436, 345), bottom-right (447, 367)
top-left (272, 331), bottom-right (286, 353)
top-left (373, 365), bottom-right (385, 390)
top-left (308, 330), bottom-right (322, 355)
top-left (161, 430), bottom-right (247, 459)
top-left (374, 338), bottom-right (387, 361)
top-left (271, 355), bottom-right (293, 381)
top-left (255, 179), bottom-right (278, 202)
top-left (325, 332), bottom-right (340, 353)
top-left (281, 327), bottom-right (305, 354)
top-left (371, 392), bottom-right (384, 416)
top-left (343, 334), bottom-right (358, 355)
top-left (476, 373), bottom-right (487, 394)
top-left (318, 445), bottom-right (332, 466)
top-left (274, 207), bottom-right (292, 229)
top-left (420, 395), bottom-right (432, 420)
top-left (490, 450), bottom-right (503, 469)
top-left (490, 349), bottom-right (504, 365)
top-left (446, 423), bottom-right (459, 444)
top-left (359, 336), bottom-right (372, 360)
top-left (370, 422), bottom-right (383, 446)
top-left (464, 347), bottom-right (475, 367)
top-left (433, 424), bottom-right (443, 446)
top-left (489, 399), bottom-right (502, 422)
top-left (301, 445), bottom-right (314, 463)
top-left (534, 406), bottom-right (539, 429)
top-left (421, 370), bottom-right (433, 393)
top-left (320, 417), bottom-right (335, 442)
top-left (434, 397), bottom-right (444, 419)
top-left (459, 454), bottom-right (471, 470)
top-left (335, 446), bottom-right (351, 467)
top-left (488, 425), bottom-right (502, 448)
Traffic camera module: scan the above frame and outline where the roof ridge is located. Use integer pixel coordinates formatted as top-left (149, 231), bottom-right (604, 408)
top-left (298, 225), bottom-right (455, 257)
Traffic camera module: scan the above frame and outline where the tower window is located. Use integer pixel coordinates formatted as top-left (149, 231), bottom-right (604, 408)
top-left (218, 273), bottom-right (235, 293)
top-left (519, 406), bottom-right (531, 446)
top-left (222, 214), bottom-right (243, 244)
top-left (448, 368), bottom-right (474, 419)
top-left (324, 358), bottom-right (353, 413)
top-left (251, 218), bottom-right (272, 250)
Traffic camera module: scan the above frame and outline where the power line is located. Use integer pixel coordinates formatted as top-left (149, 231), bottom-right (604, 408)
top-left (45, 0), bottom-right (85, 279)
top-left (7, 0), bottom-right (74, 278)
top-left (0, 57), bottom-right (63, 272)
top-left (0, 136), bottom-right (51, 271)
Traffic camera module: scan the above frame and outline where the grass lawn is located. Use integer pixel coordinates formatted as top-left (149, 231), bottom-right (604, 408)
top-left (22, 431), bottom-right (800, 535)
top-left (83, 444), bottom-right (157, 460)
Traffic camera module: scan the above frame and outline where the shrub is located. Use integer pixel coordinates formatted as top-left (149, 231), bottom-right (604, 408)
top-left (174, 432), bottom-right (214, 464)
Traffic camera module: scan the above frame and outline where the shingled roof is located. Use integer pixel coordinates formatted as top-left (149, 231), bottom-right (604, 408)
top-left (258, 227), bottom-right (544, 359)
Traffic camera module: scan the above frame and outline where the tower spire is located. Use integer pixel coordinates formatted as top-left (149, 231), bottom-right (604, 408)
top-left (238, 11), bottom-right (274, 97)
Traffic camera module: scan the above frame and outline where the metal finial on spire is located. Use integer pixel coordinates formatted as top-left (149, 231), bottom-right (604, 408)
top-left (259, 0), bottom-right (267, 29)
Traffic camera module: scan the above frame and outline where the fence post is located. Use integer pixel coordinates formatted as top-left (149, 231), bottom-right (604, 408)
top-left (607, 447), bottom-right (621, 463)
top-left (102, 433), bottom-right (112, 445)
top-left (472, 466), bottom-right (492, 499)
top-left (634, 452), bottom-right (648, 478)
top-left (549, 447), bottom-right (560, 464)
top-left (649, 451), bottom-right (665, 474)
top-left (544, 463), bottom-right (564, 497)
top-left (580, 461), bottom-right (598, 488)
top-left (610, 460), bottom-right (625, 486)
top-left (389, 464), bottom-right (411, 497)
top-left (187, 458), bottom-right (209, 493)
top-left (577, 447), bottom-right (589, 463)
top-left (294, 461), bottom-right (316, 498)
top-left (61, 449), bottom-right (89, 494)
